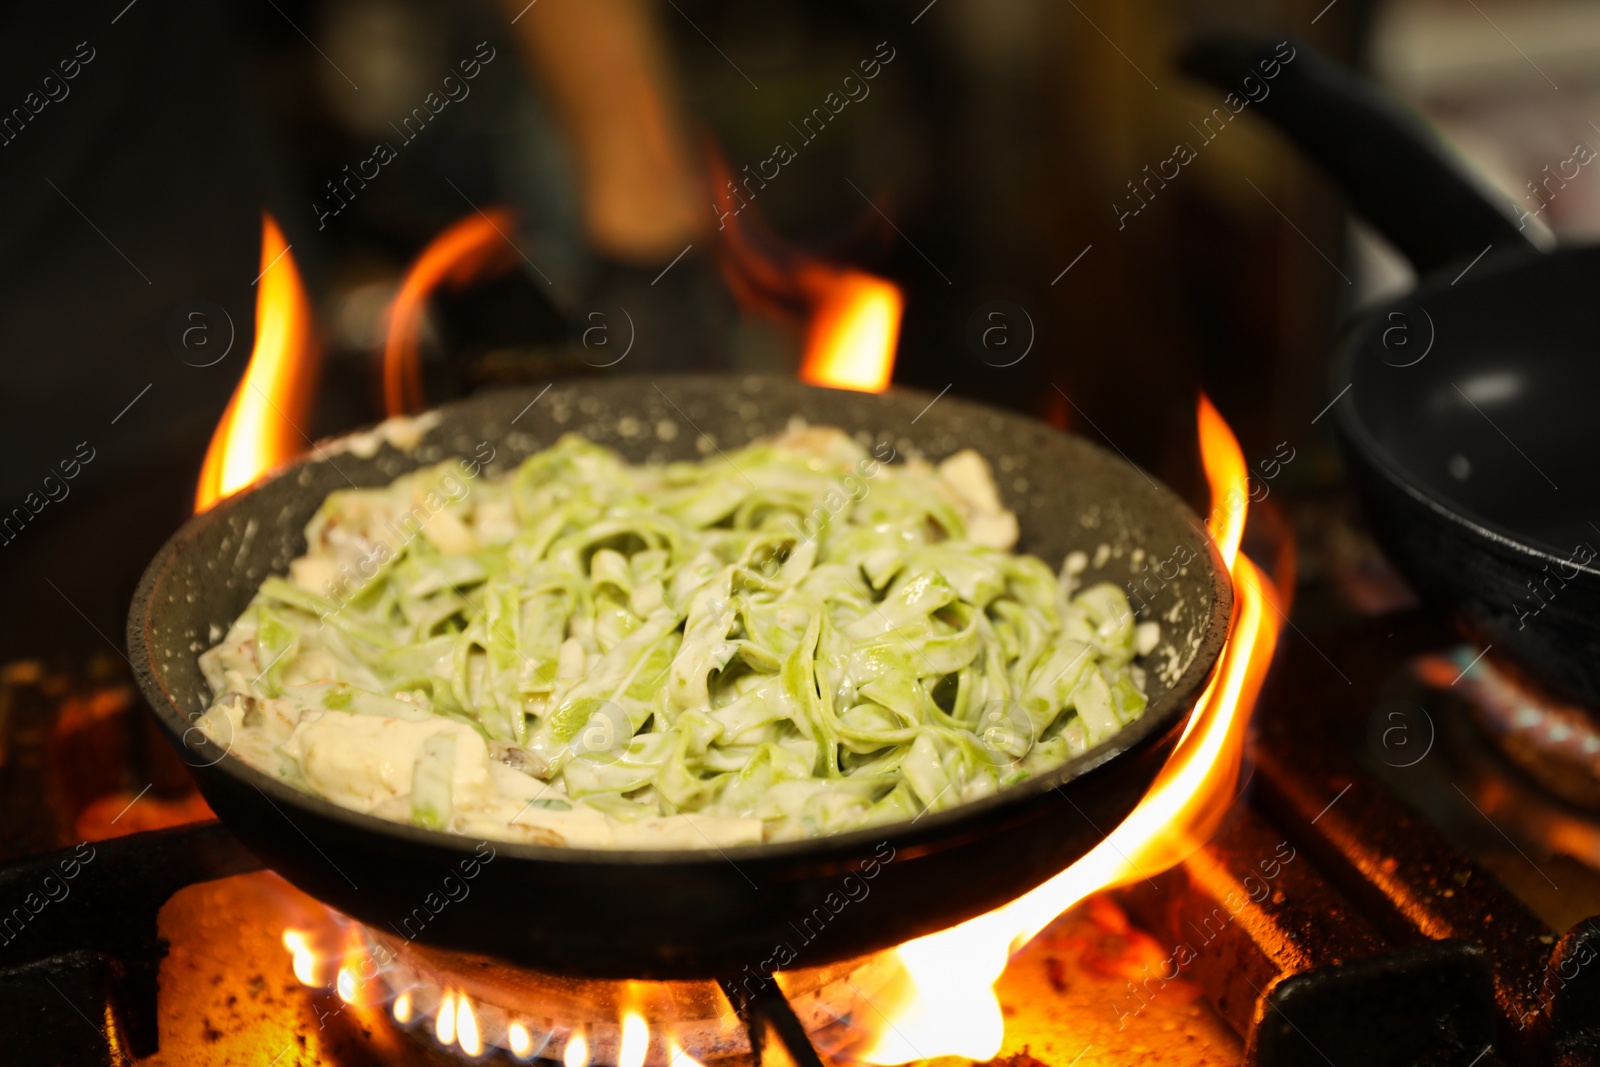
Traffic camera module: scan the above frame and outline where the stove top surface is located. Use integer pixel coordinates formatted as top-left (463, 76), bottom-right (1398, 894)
top-left (6, 494), bottom-right (1600, 1067)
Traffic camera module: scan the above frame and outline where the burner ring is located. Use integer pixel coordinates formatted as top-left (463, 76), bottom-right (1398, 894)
top-left (357, 926), bottom-right (902, 1064)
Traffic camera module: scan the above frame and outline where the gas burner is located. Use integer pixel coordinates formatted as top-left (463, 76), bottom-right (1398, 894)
top-left (376, 933), bottom-right (898, 1065)
top-left (1412, 647), bottom-right (1600, 872)
top-left (1427, 647), bottom-right (1600, 809)
top-left (278, 903), bottom-right (901, 1064)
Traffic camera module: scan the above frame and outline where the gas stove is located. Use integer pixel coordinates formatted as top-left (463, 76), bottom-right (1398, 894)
top-left (6, 570), bottom-right (1598, 1067)
top-left (3, 219), bottom-right (1594, 1064)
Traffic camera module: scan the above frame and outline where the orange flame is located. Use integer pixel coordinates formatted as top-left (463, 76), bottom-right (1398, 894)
top-left (383, 209), bottom-right (519, 416)
top-left (457, 993), bottom-right (483, 1056)
top-left (436, 988), bottom-right (457, 1046)
top-left (709, 153), bottom-right (900, 393)
top-left (281, 929), bottom-right (318, 986)
top-left (507, 1020), bottom-right (533, 1057)
top-left (800, 271), bottom-right (901, 392)
top-left (618, 1010), bottom-right (649, 1067)
top-left (563, 1029), bottom-right (590, 1067)
top-left (194, 215), bottom-right (318, 511)
top-left (860, 393), bottom-right (1284, 1063)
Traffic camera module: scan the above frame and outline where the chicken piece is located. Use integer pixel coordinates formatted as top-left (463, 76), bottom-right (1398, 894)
top-left (937, 449), bottom-right (1019, 549)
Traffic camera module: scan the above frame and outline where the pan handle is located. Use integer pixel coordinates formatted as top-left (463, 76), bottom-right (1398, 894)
top-left (1180, 36), bottom-right (1541, 275)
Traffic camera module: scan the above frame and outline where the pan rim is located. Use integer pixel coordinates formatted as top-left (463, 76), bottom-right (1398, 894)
top-left (129, 377), bottom-right (1234, 869)
top-left (1330, 249), bottom-right (1600, 581)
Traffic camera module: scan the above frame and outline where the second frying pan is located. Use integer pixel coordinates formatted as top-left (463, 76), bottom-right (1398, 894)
top-left (1187, 39), bottom-right (1600, 709)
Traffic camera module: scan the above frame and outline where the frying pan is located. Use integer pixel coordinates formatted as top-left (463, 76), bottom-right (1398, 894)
top-left (128, 376), bottom-right (1231, 979)
top-left (1185, 39), bottom-right (1600, 709)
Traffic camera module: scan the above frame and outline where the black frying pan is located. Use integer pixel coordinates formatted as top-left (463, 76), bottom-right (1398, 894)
top-left (128, 377), bottom-right (1231, 978)
top-left (1186, 40), bottom-right (1600, 709)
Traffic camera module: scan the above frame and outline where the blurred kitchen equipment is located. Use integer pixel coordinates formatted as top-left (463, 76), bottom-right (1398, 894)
top-left (1185, 38), bottom-right (1600, 710)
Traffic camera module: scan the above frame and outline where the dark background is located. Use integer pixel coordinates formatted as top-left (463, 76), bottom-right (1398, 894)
top-left (3, 0), bottom-right (1592, 660)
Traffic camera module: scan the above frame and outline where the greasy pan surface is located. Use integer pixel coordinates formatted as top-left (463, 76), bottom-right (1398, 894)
top-left (129, 377), bottom-right (1232, 978)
